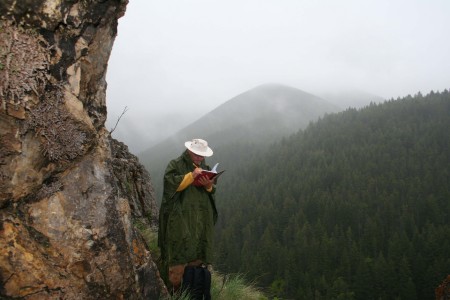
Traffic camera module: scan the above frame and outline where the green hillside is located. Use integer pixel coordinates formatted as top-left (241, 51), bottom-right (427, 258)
top-left (139, 83), bottom-right (340, 202)
top-left (213, 90), bottom-right (450, 299)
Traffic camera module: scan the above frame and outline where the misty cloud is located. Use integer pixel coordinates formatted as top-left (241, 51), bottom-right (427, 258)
top-left (106, 0), bottom-right (450, 153)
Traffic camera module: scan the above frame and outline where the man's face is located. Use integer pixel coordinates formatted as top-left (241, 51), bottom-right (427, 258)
top-left (188, 150), bottom-right (204, 166)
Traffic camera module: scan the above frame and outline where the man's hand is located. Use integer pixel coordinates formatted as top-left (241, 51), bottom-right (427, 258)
top-left (197, 175), bottom-right (213, 190)
top-left (192, 167), bottom-right (203, 178)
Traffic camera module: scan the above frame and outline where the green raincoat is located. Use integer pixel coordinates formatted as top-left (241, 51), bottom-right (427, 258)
top-left (158, 150), bottom-right (218, 267)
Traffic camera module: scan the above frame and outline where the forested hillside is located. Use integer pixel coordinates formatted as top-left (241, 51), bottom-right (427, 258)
top-left (213, 90), bottom-right (450, 299)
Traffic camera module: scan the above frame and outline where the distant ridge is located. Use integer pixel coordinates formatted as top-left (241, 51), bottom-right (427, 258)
top-left (138, 83), bottom-right (340, 199)
top-left (140, 83), bottom-right (339, 154)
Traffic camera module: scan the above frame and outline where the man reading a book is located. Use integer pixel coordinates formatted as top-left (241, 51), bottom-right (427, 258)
top-left (158, 138), bottom-right (218, 293)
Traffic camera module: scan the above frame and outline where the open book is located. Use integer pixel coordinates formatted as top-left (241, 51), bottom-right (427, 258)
top-left (193, 163), bottom-right (225, 187)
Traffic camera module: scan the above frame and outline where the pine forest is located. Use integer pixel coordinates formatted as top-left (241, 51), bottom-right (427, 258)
top-left (213, 90), bottom-right (450, 299)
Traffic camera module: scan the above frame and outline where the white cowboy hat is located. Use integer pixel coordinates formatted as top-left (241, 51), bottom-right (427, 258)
top-left (185, 138), bottom-right (213, 157)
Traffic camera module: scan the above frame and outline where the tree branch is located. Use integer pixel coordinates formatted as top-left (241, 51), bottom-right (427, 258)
top-left (110, 106), bottom-right (128, 134)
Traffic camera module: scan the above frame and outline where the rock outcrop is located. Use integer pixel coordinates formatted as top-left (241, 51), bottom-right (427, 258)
top-left (0, 0), bottom-right (167, 298)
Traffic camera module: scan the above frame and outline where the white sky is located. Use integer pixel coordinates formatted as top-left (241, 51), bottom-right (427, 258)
top-left (105, 0), bottom-right (450, 153)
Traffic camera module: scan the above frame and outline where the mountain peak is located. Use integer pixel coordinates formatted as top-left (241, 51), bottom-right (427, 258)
top-left (251, 82), bottom-right (295, 90)
top-left (234, 83), bottom-right (320, 100)
top-left (139, 83), bottom-right (340, 167)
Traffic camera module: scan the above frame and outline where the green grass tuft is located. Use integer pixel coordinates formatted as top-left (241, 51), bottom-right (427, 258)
top-left (211, 272), bottom-right (268, 300)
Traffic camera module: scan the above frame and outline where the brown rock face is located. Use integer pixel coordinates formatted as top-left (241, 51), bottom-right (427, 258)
top-left (0, 1), bottom-right (167, 299)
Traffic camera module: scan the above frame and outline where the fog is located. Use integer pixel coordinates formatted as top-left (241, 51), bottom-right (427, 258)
top-left (105, 0), bottom-right (450, 153)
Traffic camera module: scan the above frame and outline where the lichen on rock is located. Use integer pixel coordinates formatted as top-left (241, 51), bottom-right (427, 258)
top-left (24, 85), bottom-right (93, 163)
top-left (0, 19), bottom-right (49, 112)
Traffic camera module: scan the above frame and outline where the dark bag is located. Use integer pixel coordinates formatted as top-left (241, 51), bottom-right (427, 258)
top-left (181, 264), bottom-right (212, 300)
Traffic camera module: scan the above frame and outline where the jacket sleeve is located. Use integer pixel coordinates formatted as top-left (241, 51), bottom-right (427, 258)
top-left (176, 172), bottom-right (194, 192)
top-left (163, 159), bottom-right (186, 199)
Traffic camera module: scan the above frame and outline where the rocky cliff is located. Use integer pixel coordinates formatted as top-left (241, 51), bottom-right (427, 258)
top-left (0, 0), bottom-right (167, 298)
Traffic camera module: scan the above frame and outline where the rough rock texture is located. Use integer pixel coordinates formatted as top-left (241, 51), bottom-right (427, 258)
top-left (0, 1), bottom-right (167, 299)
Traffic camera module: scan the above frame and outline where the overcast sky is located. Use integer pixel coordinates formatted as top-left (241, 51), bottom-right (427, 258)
top-left (105, 0), bottom-right (450, 153)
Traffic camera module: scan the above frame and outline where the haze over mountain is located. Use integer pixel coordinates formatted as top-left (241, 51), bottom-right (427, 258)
top-left (317, 89), bottom-right (385, 110)
top-left (147, 83), bottom-right (339, 149)
top-left (112, 85), bottom-right (383, 153)
top-left (138, 83), bottom-right (345, 197)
